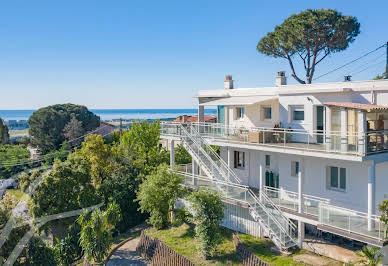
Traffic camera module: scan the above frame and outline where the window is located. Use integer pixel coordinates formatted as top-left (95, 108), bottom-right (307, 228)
top-left (236, 107), bottom-right (244, 119)
top-left (327, 166), bottom-right (346, 191)
top-left (234, 151), bottom-right (245, 169)
top-left (290, 106), bottom-right (304, 121)
top-left (265, 155), bottom-right (271, 168)
top-left (291, 161), bottom-right (299, 177)
top-left (263, 107), bottom-right (272, 120)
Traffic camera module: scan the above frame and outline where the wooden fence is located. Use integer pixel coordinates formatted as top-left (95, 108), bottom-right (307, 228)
top-left (233, 233), bottom-right (269, 266)
top-left (136, 230), bottom-right (197, 266)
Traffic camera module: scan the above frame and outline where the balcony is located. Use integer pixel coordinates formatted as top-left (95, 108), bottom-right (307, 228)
top-left (160, 122), bottom-right (388, 157)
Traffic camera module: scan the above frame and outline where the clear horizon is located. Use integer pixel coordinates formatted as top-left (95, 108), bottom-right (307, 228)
top-left (0, 0), bottom-right (387, 110)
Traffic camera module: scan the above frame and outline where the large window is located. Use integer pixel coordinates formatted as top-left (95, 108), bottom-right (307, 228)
top-left (327, 166), bottom-right (346, 191)
top-left (234, 151), bottom-right (245, 169)
top-left (236, 107), bottom-right (244, 119)
top-left (290, 105), bottom-right (304, 121)
top-left (291, 161), bottom-right (299, 177)
top-left (263, 107), bottom-right (272, 120)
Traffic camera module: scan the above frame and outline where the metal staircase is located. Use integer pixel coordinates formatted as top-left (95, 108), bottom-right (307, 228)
top-left (161, 123), bottom-right (298, 250)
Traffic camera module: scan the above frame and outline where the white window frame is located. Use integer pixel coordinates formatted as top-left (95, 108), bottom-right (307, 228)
top-left (289, 105), bottom-right (305, 122)
top-left (326, 166), bottom-right (346, 192)
top-left (235, 107), bottom-right (245, 120)
top-left (262, 106), bottom-right (272, 121)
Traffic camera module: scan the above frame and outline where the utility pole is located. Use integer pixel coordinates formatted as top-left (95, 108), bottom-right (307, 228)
top-left (119, 118), bottom-right (123, 141)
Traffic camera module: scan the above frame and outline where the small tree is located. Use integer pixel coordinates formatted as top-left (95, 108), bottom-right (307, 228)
top-left (188, 188), bottom-right (224, 258)
top-left (257, 9), bottom-right (360, 84)
top-left (137, 164), bottom-right (185, 229)
top-left (358, 246), bottom-right (383, 266)
top-left (378, 198), bottom-right (388, 239)
top-left (78, 202), bottom-right (121, 263)
top-left (175, 145), bottom-right (191, 165)
top-left (54, 222), bottom-right (83, 265)
top-left (24, 237), bottom-right (56, 266)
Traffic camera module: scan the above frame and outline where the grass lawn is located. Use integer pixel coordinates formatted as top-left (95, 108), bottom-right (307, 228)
top-left (146, 223), bottom-right (340, 266)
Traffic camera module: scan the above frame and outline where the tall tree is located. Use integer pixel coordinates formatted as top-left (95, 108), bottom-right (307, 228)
top-left (257, 9), bottom-right (360, 84)
top-left (63, 116), bottom-right (85, 144)
top-left (28, 103), bottom-right (100, 153)
top-left (0, 118), bottom-right (9, 144)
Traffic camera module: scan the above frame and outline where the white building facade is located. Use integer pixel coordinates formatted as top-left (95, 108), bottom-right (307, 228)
top-left (161, 73), bottom-right (388, 249)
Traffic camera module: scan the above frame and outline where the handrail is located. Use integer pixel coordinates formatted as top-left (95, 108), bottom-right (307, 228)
top-left (174, 169), bottom-right (298, 247)
top-left (189, 125), bottom-right (241, 184)
top-left (178, 124), bottom-right (232, 183)
top-left (264, 186), bottom-right (331, 203)
top-left (191, 122), bottom-right (363, 137)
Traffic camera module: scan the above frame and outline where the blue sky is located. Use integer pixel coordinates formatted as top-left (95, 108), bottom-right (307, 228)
top-left (0, 0), bottom-right (387, 109)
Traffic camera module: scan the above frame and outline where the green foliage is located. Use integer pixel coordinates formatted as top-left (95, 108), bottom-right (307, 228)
top-left (53, 223), bottom-right (83, 265)
top-left (358, 246), bottom-right (383, 266)
top-left (257, 9), bottom-right (360, 84)
top-left (18, 170), bottom-right (43, 192)
top-left (0, 118), bottom-right (9, 144)
top-left (188, 188), bottom-right (224, 258)
top-left (118, 121), bottom-right (169, 179)
top-left (0, 144), bottom-right (30, 179)
top-left (79, 134), bottom-right (114, 187)
top-left (24, 236), bottom-right (57, 266)
top-left (137, 164), bottom-right (185, 229)
top-left (78, 202), bottom-right (121, 263)
top-left (31, 155), bottom-right (100, 224)
top-left (374, 72), bottom-right (387, 80)
top-left (175, 145), bottom-right (191, 165)
top-left (378, 198), bottom-right (388, 239)
top-left (28, 103), bottom-right (100, 153)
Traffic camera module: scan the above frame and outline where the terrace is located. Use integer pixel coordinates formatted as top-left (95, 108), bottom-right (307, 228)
top-left (161, 122), bottom-right (388, 157)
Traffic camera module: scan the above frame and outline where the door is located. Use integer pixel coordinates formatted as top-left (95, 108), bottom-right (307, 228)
top-left (316, 106), bottom-right (324, 144)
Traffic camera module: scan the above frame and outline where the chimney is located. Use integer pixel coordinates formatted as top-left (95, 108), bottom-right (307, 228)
top-left (275, 71), bottom-right (287, 86)
top-left (344, 75), bottom-right (352, 82)
top-left (224, 75), bottom-right (234, 89)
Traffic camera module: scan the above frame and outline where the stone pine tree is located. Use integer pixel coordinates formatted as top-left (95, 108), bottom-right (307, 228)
top-left (257, 9), bottom-right (360, 84)
top-left (0, 118), bottom-right (9, 144)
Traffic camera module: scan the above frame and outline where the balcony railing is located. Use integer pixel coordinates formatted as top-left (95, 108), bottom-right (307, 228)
top-left (263, 186), bottom-right (330, 217)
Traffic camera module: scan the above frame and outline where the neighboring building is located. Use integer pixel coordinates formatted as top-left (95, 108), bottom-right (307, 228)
top-left (161, 73), bottom-right (388, 252)
top-left (93, 121), bottom-right (115, 137)
top-left (172, 115), bottom-right (217, 123)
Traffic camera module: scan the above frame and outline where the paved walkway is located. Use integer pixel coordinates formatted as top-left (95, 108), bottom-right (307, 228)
top-left (106, 224), bottom-right (149, 266)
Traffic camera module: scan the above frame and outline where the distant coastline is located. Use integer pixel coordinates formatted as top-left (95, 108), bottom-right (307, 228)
top-left (0, 109), bottom-right (217, 122)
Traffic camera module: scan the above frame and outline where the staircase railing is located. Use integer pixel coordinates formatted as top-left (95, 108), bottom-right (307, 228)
top-left (163, 122), bottom-right (298, 249)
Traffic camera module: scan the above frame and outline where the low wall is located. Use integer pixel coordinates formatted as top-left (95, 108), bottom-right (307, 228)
top-left (136, 230), bottom-right (196, 266)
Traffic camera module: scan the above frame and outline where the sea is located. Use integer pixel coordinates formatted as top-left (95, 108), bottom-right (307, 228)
top-left (0, 109), bottom-right (217, 122)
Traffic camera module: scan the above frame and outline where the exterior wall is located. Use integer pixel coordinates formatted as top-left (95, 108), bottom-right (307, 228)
top-left (226, 100), bottom-right (279, 129)
top-left (220, 147), bottom-right (388, 214)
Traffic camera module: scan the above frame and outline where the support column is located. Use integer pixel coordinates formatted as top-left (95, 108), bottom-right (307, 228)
top-left (227, 147), bottom-right (232, 180)
top-left (340, 107), bottom-right (348, 152)
top-left (325, 107), bottom-right (332, 151)
top-left (170, 140), bottom-right (175, 169)
top-left (198, 105), bottom-right (205, 133)
top-left (259, 152), bottom-right (264, 192)
top-left (358, 110), bottom-right (367, 155)
top-left (298, 158), bottom-right (304, 248)
top-left (368, 161), bottom-right (376, 231)
top-left (192, 158), bottom-right (198, 186)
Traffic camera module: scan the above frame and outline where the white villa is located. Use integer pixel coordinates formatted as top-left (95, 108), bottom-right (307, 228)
top-left (160, 72), bottom-right (388, 251)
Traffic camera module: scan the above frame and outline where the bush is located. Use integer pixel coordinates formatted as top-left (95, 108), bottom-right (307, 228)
top-left (175, 145), bottom-right (191, 165)
top-left (54, 223), bottom-right (83, 265)
top-left (188, 188), bottom-right (224, 258)
top-left (137, 164), bottom-right (186, 229)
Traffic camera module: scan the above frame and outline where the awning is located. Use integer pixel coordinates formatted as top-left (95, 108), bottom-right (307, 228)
top-left (199, 96), bottom-right (278, 106)
top-left (324, 102), bottom-right (388, 112)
